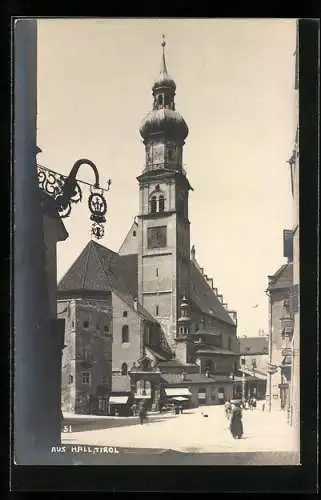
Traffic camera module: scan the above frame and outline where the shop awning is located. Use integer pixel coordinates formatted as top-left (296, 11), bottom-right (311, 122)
top-left (165, 388), bottom-right (192, 397)
top-left (109, 396), bottom-right (129, 404)
top-left (134, 395), bottom-right (151, 399)
top-left (172, 396), bottom-right (189, 401)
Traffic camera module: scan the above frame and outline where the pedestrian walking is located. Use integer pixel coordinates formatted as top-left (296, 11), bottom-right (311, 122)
top-left (230, 401), bottom-right (244, 439)
top-left (224, 400), bottom-right (232, 419)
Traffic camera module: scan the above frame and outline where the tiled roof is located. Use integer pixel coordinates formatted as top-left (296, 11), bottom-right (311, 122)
top-left (195, 347), bottom-right (239, 356)
top-left (111, 375), bottom-right (131, 392)
top-left (57, 241), bottom-right (157, 324)
top-left (268, 263), bottom-right (293, 290)
top-left (239, 336), bottom-right (269, 355)
top-left (161, 373), bottom-right (233, 385)
top-left (190, 261), bottom-right (235, 326)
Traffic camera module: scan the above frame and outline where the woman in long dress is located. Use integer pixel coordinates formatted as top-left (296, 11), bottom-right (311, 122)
top-left (230, 402), bottom-right (244, 439)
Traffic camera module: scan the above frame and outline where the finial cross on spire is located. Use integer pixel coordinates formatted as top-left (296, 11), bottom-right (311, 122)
top-left (161, 33), bottom-right (166, 48)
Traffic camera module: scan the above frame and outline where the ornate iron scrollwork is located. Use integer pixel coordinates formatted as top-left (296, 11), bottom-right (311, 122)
top-left (88, 188), bottom-right (107, 240)
top-left (37, 158), bottom-right (111, 240)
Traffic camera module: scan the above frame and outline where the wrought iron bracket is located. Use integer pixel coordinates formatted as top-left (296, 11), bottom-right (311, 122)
top-left (37, 158), bottom-right (111, 240)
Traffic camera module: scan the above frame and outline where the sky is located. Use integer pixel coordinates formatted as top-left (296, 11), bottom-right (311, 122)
top-left (37, 18), bottom-right (297, 338)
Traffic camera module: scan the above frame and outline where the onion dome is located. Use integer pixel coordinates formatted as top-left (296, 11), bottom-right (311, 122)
top-left (139, 108), bottom-right (189, 142)
top-left (139, 35), bottom-right (189, 143)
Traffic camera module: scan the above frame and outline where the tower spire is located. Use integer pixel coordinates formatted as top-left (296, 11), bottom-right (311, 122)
top-left (160, 34), bottom-right (168, 76)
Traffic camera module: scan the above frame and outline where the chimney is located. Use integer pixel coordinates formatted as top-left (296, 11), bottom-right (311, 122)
top-left (208, 278), bottom-right (214, 289)
top-left (218, 295), bottom-right (223, 303)
top-left (191, 245), bottom-right (196, 261)
top-left (223, 303), bottom-right (228, 309)
top-left (133, 298), bottom-right (138, 311)
top-left (200, 268), bottom-right (204, 275)
top-left (213, 288), bottom-right (218, 295)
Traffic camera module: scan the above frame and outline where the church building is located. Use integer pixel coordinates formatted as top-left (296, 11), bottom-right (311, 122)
top-left (58, 37), bottom-right (240, 414)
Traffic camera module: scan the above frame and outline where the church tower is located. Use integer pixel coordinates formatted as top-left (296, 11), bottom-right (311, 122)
top-left (137, 35), bottom-right (192, 350)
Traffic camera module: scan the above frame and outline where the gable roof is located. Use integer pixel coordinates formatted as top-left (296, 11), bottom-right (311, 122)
top-left (57, 241), bottom-right (156, 324)
top-left (268, 263), bottom-right (293, 290)
top-left (190, 261), bottom-right (235, 326)
top-left (239, 336), bottom-right (269, 355)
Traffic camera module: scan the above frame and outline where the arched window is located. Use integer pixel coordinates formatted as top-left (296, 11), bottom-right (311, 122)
top-left (157, 94), bottom-right (163, 106)
top-left (149, 191), bottom-right (165, 214)
top-left (122, 325), bottom-right (129, 343)
top-left (150, 196), bottom-right (157, 213)
top-left (159, 195), bottom-right (165, 212)
top-left (121, 362), bottom-right (128, 376)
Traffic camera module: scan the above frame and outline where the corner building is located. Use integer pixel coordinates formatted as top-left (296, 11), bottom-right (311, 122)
top-left (59, 39), bottom-right (239, 413)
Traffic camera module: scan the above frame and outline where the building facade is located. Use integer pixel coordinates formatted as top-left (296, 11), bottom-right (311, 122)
top-left (267, 251), bottom-right (293, 412)
top-left (237, 336), bottom-right (268, 400)
top-left (289, 22), bottom-right (300, 434)
top-left (58, 38), bottom-right (239, 414)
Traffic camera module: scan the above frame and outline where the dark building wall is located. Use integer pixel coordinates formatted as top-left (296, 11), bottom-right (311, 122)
top-left (112, 292), bottom-right (142, 373)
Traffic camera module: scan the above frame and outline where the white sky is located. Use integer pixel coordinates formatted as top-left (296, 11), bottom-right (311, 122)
top-left (37, 18), bottom-right (297, 338)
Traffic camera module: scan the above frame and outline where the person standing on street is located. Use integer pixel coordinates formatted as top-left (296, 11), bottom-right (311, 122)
top-left (139, 402), bottom-right (147, 425)
top-left (230, 401), bottom-right (244, 439)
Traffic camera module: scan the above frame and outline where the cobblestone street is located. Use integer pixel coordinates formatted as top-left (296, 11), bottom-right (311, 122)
top-left (62, 404), bottom-right (299, 456)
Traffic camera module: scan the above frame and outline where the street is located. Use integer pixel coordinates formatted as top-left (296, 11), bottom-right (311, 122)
top-left (62, 404), bottom-right (299, 456)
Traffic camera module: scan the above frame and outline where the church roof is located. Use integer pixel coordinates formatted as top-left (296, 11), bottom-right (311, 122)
top-left (57, 241), bottom-right (157, 323)
top-left (239, 336), bottom-right (269, 356)
top-left (190, 261), bottom-right (235, 326)
top-left (58, 241), bottom-right (235, 328)
top-left (268, 262), bottom-right (293, 290)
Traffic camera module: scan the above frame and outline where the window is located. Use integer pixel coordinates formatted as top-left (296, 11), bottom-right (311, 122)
top-left (241, 357), bottom-right (246, 365)
top-left (155, 305), bottom-right (159, 316)
top-left (156, 267), bottom-right (159, 277)
top-left (72, 321), bottom-right (75, 328)
top-left (147, 226), bottom-right (167, 249)
top-left (228, 337), bottom-right (232, 351)
top-left (81, 372), bottom-right (91, 385)
top-left (133, 230), bottom-right (136, 237)
top-left (149, 191), bottom-right (166, 214)
top-left (122, 325), bottom-right (129, 343)
top-left (252, 358), bottom-right (257, 369)
top-left (123, 311), bottom-right (128, 317)
top-left (104, 325), bottom-right (109, 334)
top-left (157, 94), bottom-right (163, 106)
top-left (151, 196), bottom-right (157, 213)
top-left (159, 195), bottom-right (165, 212)
top-left (83, 320), bottom-right (89, 329)
top-left (136, 380), bottom-right (151, 397)
top-left (121, 362), bottom-right (128, 376)
top-left (68, 374), bottom-right (73, 384)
